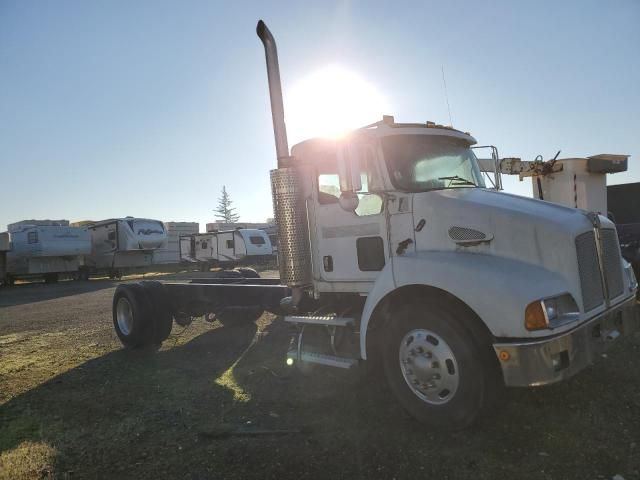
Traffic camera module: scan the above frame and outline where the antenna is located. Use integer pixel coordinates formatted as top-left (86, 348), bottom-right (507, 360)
top-left (441, 65), bottom-right (453, 126)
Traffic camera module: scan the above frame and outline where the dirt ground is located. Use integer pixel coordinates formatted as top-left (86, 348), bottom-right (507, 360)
top-left (1, 274), bottom-right (639, 480)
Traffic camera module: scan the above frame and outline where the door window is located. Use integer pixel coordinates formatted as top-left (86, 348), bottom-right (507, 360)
top-left (316, 147), bottom-right (383, 216)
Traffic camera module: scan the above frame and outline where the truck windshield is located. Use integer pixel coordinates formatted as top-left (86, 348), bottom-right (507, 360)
top-left (381, 135), bottom-right (485, 192)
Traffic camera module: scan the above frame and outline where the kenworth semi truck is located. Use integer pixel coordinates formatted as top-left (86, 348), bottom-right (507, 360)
top-left (111, 21), bottom-right (638, 429)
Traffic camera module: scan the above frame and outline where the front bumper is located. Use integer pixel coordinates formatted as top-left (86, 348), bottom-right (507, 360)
top-left (494, 296), bottom-right (639, 387)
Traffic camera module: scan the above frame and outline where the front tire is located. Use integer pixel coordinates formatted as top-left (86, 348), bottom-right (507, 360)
top-left (383, 300), bottom-right (487, 430)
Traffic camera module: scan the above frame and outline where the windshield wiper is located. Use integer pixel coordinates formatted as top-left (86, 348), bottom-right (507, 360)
top-left (438, 175), bottom-right (477, 186)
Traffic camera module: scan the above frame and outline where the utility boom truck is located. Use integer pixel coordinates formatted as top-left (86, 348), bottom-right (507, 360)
top-left (111, 21), bottom-right (638, 429)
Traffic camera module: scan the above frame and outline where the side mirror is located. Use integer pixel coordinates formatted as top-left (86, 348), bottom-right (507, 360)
top-left (338, 192), bottom-right (360, 212)
top-left (337, 144), bottom-right (362, 193)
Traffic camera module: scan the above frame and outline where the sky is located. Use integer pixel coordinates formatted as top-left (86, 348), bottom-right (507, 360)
top-left (1, 0), bottom-right (639, 231)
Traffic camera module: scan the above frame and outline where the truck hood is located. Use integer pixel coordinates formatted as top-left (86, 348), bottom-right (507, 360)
top-left (412, 188), bottom-right (599, 279)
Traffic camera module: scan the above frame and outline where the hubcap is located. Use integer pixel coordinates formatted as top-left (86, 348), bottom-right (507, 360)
top-left (116, 297), bottom-right (134, 336)
top-left (399, 329), bottom-right (459, 404)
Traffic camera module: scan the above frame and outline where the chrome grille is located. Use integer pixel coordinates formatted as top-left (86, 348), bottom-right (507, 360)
top-left (575, 231), bottom-right (604, 312)
top-left (601, 229), bottom-right (624, 299)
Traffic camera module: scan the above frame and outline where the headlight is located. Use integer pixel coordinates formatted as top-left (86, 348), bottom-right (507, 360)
top-left (525, 293), bottom-right (580, 331)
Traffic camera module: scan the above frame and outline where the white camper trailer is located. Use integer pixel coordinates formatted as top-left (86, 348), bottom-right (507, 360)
top-left (236, 229), bottom-right (273, 260)
top-left (83, 217), bottom-right (167, 278)
top-left (153, 222), bottom-right (199, 266)
top-left (179, 233), bottom-right (216, 269)
top-left (179, 229), bottom-right (273, 269)
top-left (210, 229), bottom-right (273, 263)
top-left (3, 222), bottom-right (91, 284)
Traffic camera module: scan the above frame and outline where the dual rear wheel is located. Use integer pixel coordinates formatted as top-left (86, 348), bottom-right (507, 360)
top-left (112, 270), bottom-right (264, 348)
top-left (112, 281), bottom-right (173, 348)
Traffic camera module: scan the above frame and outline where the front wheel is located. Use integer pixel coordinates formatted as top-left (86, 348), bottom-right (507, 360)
top-left (383, 300), bottom-right (488, 430)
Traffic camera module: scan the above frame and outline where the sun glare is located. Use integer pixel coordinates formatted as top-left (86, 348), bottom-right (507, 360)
top-left (285, 64), bottom-right (389, 142)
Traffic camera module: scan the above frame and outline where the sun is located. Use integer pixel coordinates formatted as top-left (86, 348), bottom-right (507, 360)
top-left (285, 64), bottom-right (389, 142)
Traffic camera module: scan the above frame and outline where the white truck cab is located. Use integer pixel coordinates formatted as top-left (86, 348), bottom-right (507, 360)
top-left (259, 21), bottom-right (638, 428)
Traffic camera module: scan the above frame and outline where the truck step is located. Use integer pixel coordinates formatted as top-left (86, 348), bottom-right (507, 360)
top-left (284, 315), bottom-right (355, 327)
top-left (286, 349), bottom-right (359, 369)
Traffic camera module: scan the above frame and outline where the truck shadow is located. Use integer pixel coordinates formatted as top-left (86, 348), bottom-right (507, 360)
top-left (0, 319), bottom-right (260, 477)
top-left (1, 316), bottom-right (638, 479)
top-left (0, 279), bottom-right (119, 308)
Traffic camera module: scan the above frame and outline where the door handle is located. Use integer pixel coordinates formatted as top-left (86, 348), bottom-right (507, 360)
top-left (396, 238), bottom-right (414, 255)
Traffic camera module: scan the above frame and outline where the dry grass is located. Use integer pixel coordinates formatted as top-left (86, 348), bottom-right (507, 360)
top-left (0, 441), bottom-right (57, 480)
top-left (1, 276), bottom-right (639, 479)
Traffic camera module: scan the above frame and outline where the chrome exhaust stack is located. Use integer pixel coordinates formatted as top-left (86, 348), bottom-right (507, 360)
top-left (257, 20), bottom-right (312, 289)
top-left (257, 20), bottom-right (291, 168)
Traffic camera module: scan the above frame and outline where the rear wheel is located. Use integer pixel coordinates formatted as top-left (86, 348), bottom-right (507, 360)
top-left (112, 284), bottom-right (154, 348)
top-left (140, 280), bottom-right (173, 344)
top-left (383, 300), bottom-right (491, 430)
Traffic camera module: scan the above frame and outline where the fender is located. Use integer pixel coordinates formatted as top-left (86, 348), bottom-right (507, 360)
top-left (360, 250), bottom-right (577, 359)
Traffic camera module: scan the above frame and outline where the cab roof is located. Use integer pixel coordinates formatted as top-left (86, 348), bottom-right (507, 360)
top-left (291, 115), bottom-right (477, 158)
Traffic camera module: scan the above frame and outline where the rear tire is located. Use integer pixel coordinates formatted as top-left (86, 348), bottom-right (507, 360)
top-left (383, 300), bottom-right (489, 430)
top-left (112, 284), bottom-right (154, 348)
top-left (140, 280), bottom-right (173, 344)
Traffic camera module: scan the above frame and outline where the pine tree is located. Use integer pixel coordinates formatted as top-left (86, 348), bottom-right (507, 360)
top-left (214, 185), bottom-right (240, 223)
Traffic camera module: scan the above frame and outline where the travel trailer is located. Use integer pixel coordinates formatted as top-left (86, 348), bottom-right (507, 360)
top-left (179, 229), bottom-right (273, 269)
top-left (3, 221), bottom-right (91, 284)
top-left (179, 233), bottom-right (215, 267)
top-left (153, 222), bottom-right (199, 266)
top-left (82, 217), bottom-right (167, 278)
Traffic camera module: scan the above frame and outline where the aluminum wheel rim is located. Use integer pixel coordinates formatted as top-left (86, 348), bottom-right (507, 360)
top-left (399, 328), bottom-right (459, 405)
top-left (116, 297), bottom-right (134, 336)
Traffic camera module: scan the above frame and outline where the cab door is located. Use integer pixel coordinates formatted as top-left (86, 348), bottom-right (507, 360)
top-left (310, 142), bottom-right (388, 288)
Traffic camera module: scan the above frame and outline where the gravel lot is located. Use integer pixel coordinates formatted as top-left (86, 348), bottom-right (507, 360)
top-left (1, 275), bottom-right (639, 479)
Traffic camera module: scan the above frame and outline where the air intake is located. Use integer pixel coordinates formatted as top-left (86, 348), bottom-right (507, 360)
top-left (448, 226), bottom-right (490, 245)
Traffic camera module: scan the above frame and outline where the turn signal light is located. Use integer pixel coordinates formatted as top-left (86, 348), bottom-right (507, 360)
top-left (525, 301), bottom-right (548, 331)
